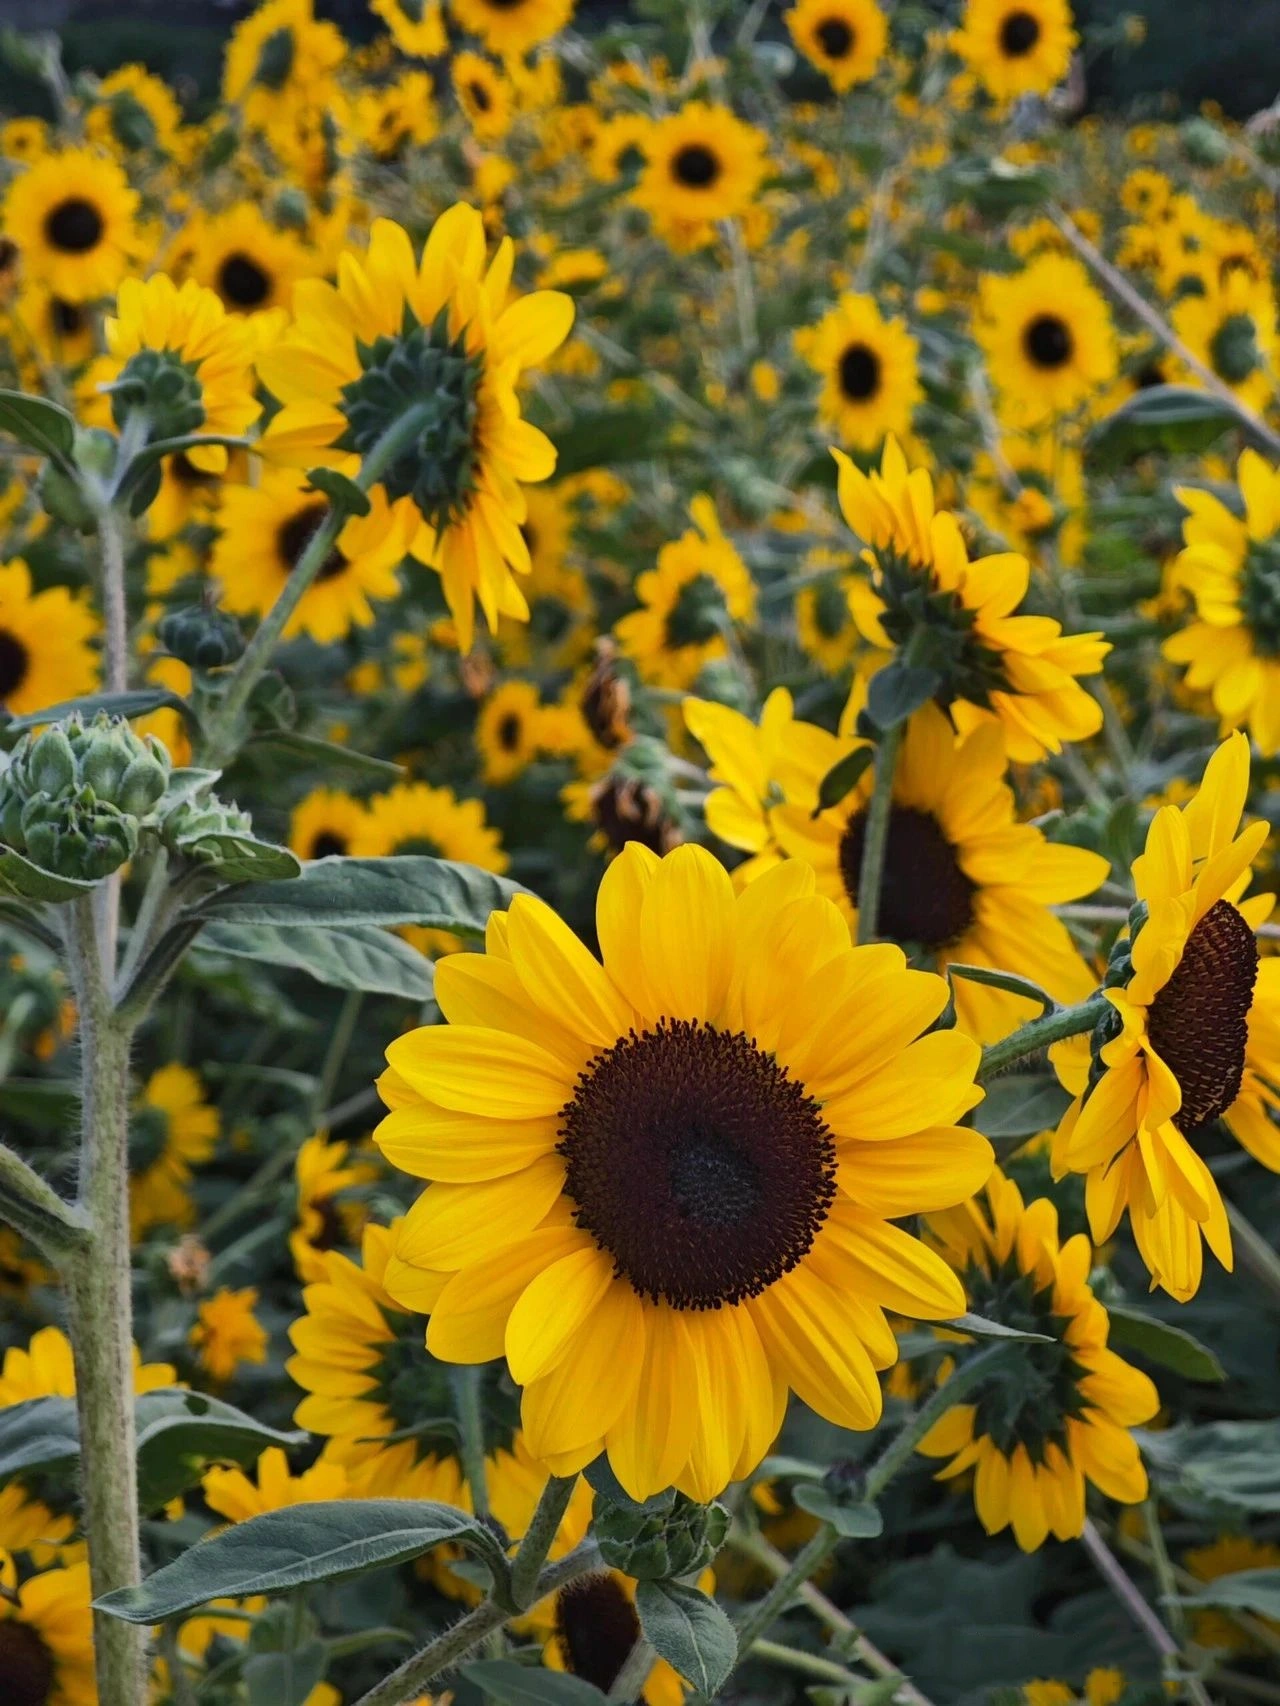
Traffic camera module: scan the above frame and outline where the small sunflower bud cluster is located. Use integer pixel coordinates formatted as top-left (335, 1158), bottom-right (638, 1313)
top-left (0, 713), bottom-right (171, 882)
top-left (160, 795), bottom-right (255, 864)
top-left (157, 605), bottom-right (246, 671)
top-left (108, 348), bottom-right (206, 441)
top-left (594, 1488), bottom-right (728, 1582)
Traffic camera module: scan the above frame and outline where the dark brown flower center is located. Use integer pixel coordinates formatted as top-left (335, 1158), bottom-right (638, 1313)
top-left (1023, 314), bottom-right (1073, 369)
top-left (170, 450), bottom-right (217, 488)
top-left (277, 502), bottom-right (347, 582)
top-left (0, 1620), bottom-right (55, 1706)
top-left (559, 1019), bottom-right (836, 1310)
top-left (1146, 898), bottom-right (1258, 1135)
top-left (556, 1574), bottom-right (642, 1694)
top-left (468, 79), bottom-right (492, 114)
top-left (839, 341), bottom-right (882, 401)
top-left (309, 830), bottom-right (349, 859)
top-left (497, 712), bottom-right (522, 751)
top-left (999, 9), bottom-right (1042, 55)
top-left (839, 805), bottom-right (976, 952)
top-left (0, 630), bottom-right (31, 700)
top-left (50, 298), bottom-right (84, 336)
top-left (44, 197), bottom-right (105, 254)
top-left (815, 16), bottom-right (855, 57)
top-left (217, 251), bottom-right (272, 309)
top-left (672, 143), bottom-right (721, 189)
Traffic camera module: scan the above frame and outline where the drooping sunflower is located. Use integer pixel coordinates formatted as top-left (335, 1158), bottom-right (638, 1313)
top-left (615, 496), bottom-right (757, 691)
top-left (0, 1325), bottom-right (174, 1405)
top-left (477, 679), bottom-right (545, 785)
top-left (256, 209), bottom-right (574, 653)
top-left (632, 104), bottom-right (768, 243)
top-left (212, 469), bottom-right (412, 644)
top-left (185, 203), bottom-right (314, 321)
top-left (451, 0), bottom-right (575, 56)
top-left (0, 1552), bottom-right (96, 1706)
top-left (1172, 272), bottom-right (1278, 416)
top-left (373, 842), bottom-right (992, 1502)
top-left (289, 788), bottom-right (371, 863)
top-left (1051, 734), bottom-right (1280, 1302)
top-left (289, 1132), bottom-right (377, 1283)
top-left (1165, 450), bottom-right (1280, 755)
top-left (0, 561), bottom-right (97, 718)
top-left (834, 438), bottom-right (1108, 761)
top-left (954, 0), bottom-right (1078, 103)
top-left (3, 148), bottom-right (139, 303)
top-left (975, 255), bottom-right (1117, 427)
top-left (796, 292), bottom-right (922, 450)
top-left (453, 52), bottom-right (517, 144)
top-left (918, 1174), bottom-right (1158, 1552)
top-left (371, 0), bottom-right (448, 56)
top-left (786, 0), bottom-right (888, 92)
top-left (130, 1063), bottom-right (220, 1237)
top-left (86, 63), bottom-right (184, 159)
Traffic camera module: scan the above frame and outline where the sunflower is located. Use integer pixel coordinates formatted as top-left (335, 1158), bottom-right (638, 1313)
top-left (1051, 734), bottom-right (1280, 1302)
top-left (212, 469), bottom-right (412, 645)
top-left (351, 781), bottom-right (508, 871)
top-left (530, 1568), bottom-right (704, 1706)
top-left (1172, 272), bottom-right (1278, 416)
top-left (797, 293), bottom-right (921, 450)
top-left (371, 0), bottom-right (448, 56)
top-left (289, 788), bottom-right (371, 863)
top-left (355, 70), bottom-right (441, 159)
top-left (795, 563), bottom-right (862, 674)
top-left (834, 437), bottom-right (1109, 761)
top-left (615, 496), bottom-right (757, 691)
top-left (87, 63), bottom-right (183, 159)
top-left (1024, 1673), bottom-right (1127, 1706)
top-left (786, 0), bottom-right (887, 91)
top-left (221, 0), bottom-right (345, 125)
top-left (1165, 451), bottom-right (1280, 754)
top-left (290, 1133), bottom-right (377, 1283)
top-left (185, 203), bottom-right (313, 321)
top-left (3, 148), bottom-right (139, 304)
top-left (632, 103), bottom-right (768, 243)
top-left (955, 0), bottom-right (1078, 103)
top-left (0, 561), bottom-right (97, 718)
top-left (590, 113), bottom-right (651, 182)
top-left (256, 209), bottom-right (573, 653)
top-left (918, 1174), bottom-right (1157, 1552)
top-left (451, 0), bottom-right (574, 56)
top-left (189, 1287), bottom-right (269, 1384)
top-left (98, 273), bottom-right (260, 472)
top-left (203, 1446), bottom-right (351, 1524)
top-left (0, 1486), bottom-right (75, 1569)
top-left (0, 1552), bottom-right (96, 1706)
top-left (8, 284), bottom-right (98, 370)
top-left (975, 255), bottom-right (1117, 427)
top-left (372, 842), bottom-right (991, 1502)
top-left (0, 1325), bottom-right (174, 1405)
top-left (1183, 1535), bottom-right (1280, 1653)
top-left (453, 52), bottom-right (517, 144)
top-left (477, 679), bottom-right (545, 785)
top-left (130, 1063), bottom-right (220, 1237)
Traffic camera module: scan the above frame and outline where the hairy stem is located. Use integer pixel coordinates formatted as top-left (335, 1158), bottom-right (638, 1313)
top-left (977, 991), bottom-right (1109, 1081)
top-left (0, 1138), bottom-right (89, 1263)
top-left (607, 1634), bottom-right (657, 1702)
top-left (451, 1367), bottom-right (491, 1523)
top-left (733, 1525), bottom-right (842, 1656)
top-left (856, 718), bottom-right (904, 945)
top-left (509, 1473), bottom-right (579, 1609)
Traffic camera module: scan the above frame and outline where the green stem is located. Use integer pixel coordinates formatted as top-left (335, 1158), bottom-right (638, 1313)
top-left (1142, 1498), bottom-right (1187, 1644)
top-left (1224, 1198), bottom-right (1280, 1313)
top-left (733, 1525), bottom-right (841, 1656)
top-left (97, 501), bottom-right (130, 696)
top-left (747, 1638), bottom-right (864, 1688)
top-left (864, 1342), bottom-right (1015, 1502)
top-left (312, 990), bottom-right (364, 1125)
top-left (198, 402), bottom-right (432, 768)
top-left (607, 1634), bottom-right (657, 1702)
top-left (158, 1621), bottom-right (199, 1706)
top-left (0, 1139), bottom-right (89, 1263)
top-left (62, 895), bottom-right (146, 1706)
top-left (977, 991), bottom-right (1109, 1082)
top-left (452, 1366), bottom-right (491, 1522)
top-left (509, 1474), bottom-right (579, 1610)
top-left (1080, 1520), bottom-right (1213, 1706)
top-left (113, 847), bottom-right (171, 1002)
top-left (856, 717), bottom-right (904, 945)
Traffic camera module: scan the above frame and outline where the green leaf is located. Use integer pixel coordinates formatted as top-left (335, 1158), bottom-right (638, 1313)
top-left (636, 1579), bottom-right (737, 1694)
top-left (134, 1389), bottom-right (307, 1513)
top-left (1086, 386), bottom-right (1238, 469)
top-left (243, 731), bottom-right (403, 782)
top-left (1106, 1306), bottom-right (1225, 1384)
top-left (792, 1484), bottom-right (885, 1538)
top-left (812, 747), bottom-right (874, 817)
top-left (1142, 1419), bottom-right (1280, 1512)
top-left (461, 1662), bottom-right (609, 1706)
top-left (175, 834), bottom-right (302, 883)
top-left (1179, 1569), bottom-right (1280, 1618)
top-left (942, 159), bottom-right (1056, 214)
top-left (4, 687), bottom-right (197, 733)
top-left (245, 1647), bottom-right (328, 1706)
top-left (971, 1074), bottom-right (1071, 1141)
top-left (947, 964), bottom-right (1057, 1016)
top-left (0, 848), bottom-right (98, 903)
top-left (0, 389), bottom-right (75, 465)
top-left (946, 1313), bottom-right (1053, 1344)
top-left (200, 855), bottom-right (525, 933)
top-left (197, 921), bottom-right (435, 1000)
top-left (305, 466), bottom-right (372, 517)
top-left (95, 1500), bottom-right (505, 1622)
top-left (0, 1396), bottom-right (81, 1483)
top-left (865, 664), bottom-right (941, 733)
top-left (113, 432), bottom-right (255, 501)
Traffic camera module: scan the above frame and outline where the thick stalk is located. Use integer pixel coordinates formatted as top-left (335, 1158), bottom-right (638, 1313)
top-left (451, 1366), bottom-right (491, 1522)
top-left (97, 503), bottom-right (129, 695)
top-left (62, 895), bottom-right (146, 1706)
top-left (509, 1474), bottom-right (579, 1609)
top-left (977, 991), bottom-right (1109, 1081)
top-left (863, 1342), bottom-right (1015, 1502)
top-left (856, 718), bottom-right (904, 945)
top-left (733, 1525), bottom-right (840, 1657)
top-left (607, 1635), bottom-right (657, 1702)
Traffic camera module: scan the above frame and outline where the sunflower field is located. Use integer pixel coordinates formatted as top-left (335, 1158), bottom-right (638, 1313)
top-left (5, 1), bottom-right (1280, 1704)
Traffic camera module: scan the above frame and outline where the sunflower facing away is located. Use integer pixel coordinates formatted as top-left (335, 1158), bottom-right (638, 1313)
top-left (373, 842), bottom-right (993, 1502)
top-left (1172, 271), bottom-right (1277, 416)
top-left (955, 0), bottom-right (1078, 103)
top-left (786, 0), bottom-right (888, 91)
top-left (0, 561), bottom-right (97, 718)
top-left (1051, 734), bottom-right (1280, 1301)
top-left (975, 254), bottom-right (1117, 428)
top-left (1165, 451), bottom-right (1280, 754)
top-left (3, 147), bottom-right (139, 303)
top-left (451, 0), bottom-right (575, 56)
top-left (918, 1176), bottom-right (1157, 1553)
top-left (834, 437), bottom-right (1109, 761)
top-left (632, 104), bottom-right (768, 245)
top-left (0, 1551), bottom-right (96, 1706)
top-left (796, 292), bottom-right (921, 451)
top-left (256, 208), bottom-right (574, 652)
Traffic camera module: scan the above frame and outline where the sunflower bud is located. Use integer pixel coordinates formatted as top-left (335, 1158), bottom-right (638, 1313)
top-left (25, 727), bottom-right (77, 798)
top-left (109, 348), bottom-right (206, 442)
top-left (595, 1490), bottom-right (728, 1582)
top-left (157, 605), bottom-right (246, 671)
top-left (161, 795), bottom-right (254, 862)
top-left (21, 789), bottom-right (138, 880)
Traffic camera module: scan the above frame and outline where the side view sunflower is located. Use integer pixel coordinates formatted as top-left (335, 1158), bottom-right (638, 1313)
top-left (955, 0), bottom-right (1078, 103)
top-left (834, 437), bottom-right (1109, 761)
top-left (975, 254), bottom-right (1117, 428)
top-left (3, 147), bottom-right (139, 303)
top-left (371, 0), bottom-right (448, 55)
top-left (918, 1173), bottom-right (1158, 1551)
top-left (256, 208), bottom-right (574, 652)
top-left (0, 560), bottom-right (97, 717)
top-left (1172, 271), bottom-right (1278, 417)
top-left (796, 292), bottom-right (921, 451)
top-left (786, 0), bottom-right (888, 92)
top-left (129, 1063), bottom-right (220, 1238)
top-left (373, 842), bottom-right (992, 1502)
top-left (1051, 734), bottom-right (1280, 1301)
